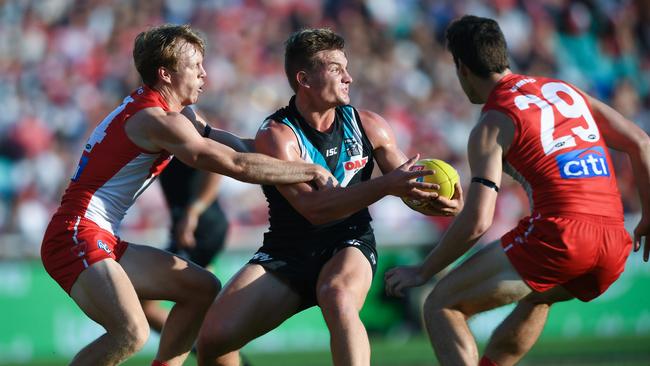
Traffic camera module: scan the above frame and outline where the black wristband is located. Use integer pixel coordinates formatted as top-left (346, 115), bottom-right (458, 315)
top-left (202, 124), bottom-right (212, 138)
top-left (471, 177), bottom-right (500, 192)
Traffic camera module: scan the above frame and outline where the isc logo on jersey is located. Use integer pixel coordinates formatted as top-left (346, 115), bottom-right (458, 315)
top-left (555, 146), bottom-right (610, 179)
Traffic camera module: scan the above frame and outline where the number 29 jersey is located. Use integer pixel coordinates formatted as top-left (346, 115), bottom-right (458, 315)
top-left (483, 73), bottom-right (623, 219)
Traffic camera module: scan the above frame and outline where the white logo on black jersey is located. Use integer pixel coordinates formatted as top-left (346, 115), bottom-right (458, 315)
top-left (252, 252), bottom-right (273, 262)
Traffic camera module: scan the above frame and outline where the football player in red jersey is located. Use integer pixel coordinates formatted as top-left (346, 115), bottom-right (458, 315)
top-left (41, 24), bottom-right (336, 366)
top-left (385, 15), bottom-right (650, 366)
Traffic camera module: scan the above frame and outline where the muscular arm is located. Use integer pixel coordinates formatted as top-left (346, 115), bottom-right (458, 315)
top-left (417, 111), bottom-right (513, 279)
top-left (362, 110), bottom-right (464, 216)
top-left (127, 108), bottom-right (330, 186)
top-left (255, 112), bottom-right (436, 225)
top-left (587, 95), bottom-right (650, 260)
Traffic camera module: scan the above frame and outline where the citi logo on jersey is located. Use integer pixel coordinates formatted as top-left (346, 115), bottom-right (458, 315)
top-left (556, 146), bottom-right (610, 179)
top-left (344, 157), bottom-right (368, 171)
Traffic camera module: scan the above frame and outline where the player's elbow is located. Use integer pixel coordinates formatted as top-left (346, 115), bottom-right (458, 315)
top-left (465, 212), bottom-right (492, 239)
top-left (301, 209), bottom-right (331, 225)
top-left (634, 134), bottom-right (650, 155)
top-left (472, 219), bottom-right (492, 238)
top-left (474, 219), bottom-right (492, 237)
top-left (298, 202), bottom-right (338, 225)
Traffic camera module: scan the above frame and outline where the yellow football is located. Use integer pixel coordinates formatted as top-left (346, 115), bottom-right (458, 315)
top-left (401, 158), bottom-right (460, 210)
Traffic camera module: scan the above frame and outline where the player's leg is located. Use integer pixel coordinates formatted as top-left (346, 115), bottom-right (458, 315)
top-left (69, 258), bottom-right (150, 365)
top-left (141, 205), bottom-right (228, 338)
top-left (141, 300), bottom-right (167, 333)
top-left (197, 264), bottom-right (302, 366)
top-left (482, 286), bottom-right (574, 366)
top-left (423, 240), bottom-right (532, 366)
top-left (120, 243), bottom-right (221, 366)
top-left (317, 247), bottom-right (373, 366)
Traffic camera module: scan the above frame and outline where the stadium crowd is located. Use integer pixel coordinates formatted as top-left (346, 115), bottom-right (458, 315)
top-left (0, 0), bottom-right (648, 258)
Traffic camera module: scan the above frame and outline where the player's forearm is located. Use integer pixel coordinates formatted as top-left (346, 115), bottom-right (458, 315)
top-left (302, 176), bottom-right (391, 225)
top-left (188, 173), bottom-right (221, 215)
top-left (631, 138), bottom-right (650, 215)
top-left (419, 210), bottom-right (490, 279)
top-left (228, 152), bottom-right (319, 185)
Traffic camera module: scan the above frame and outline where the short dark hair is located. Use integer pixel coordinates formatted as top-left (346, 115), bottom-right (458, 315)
top-left (284, 28), bottom-right (345, 92)
top-left (133, 24), bottom-right (205, 87)
top-left (445, 15), bottom-right (509, 78)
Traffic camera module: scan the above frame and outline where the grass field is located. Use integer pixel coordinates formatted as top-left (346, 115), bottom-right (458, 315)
top-left (5, 335), bottom-right (648, 366)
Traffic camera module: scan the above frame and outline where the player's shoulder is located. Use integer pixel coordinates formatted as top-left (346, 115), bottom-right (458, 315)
top-left (255, 117), bottom-right (298, 148)
top-left (131, 107), bottom-right (184, 127)
top-left (478, 109), bottom-right (514, 129)
top-left (356, 108), bottom-right (391, 131)
top-left (472, 109), bottom-right (516, 148)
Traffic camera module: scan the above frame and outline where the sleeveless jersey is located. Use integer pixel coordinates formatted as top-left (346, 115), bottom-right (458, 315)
top-left (484, 73), bottom-right (623, 219)
top-left (54, 86), bottom-right (173, 234)
top-left (262, 97), bottom-right (375, 243)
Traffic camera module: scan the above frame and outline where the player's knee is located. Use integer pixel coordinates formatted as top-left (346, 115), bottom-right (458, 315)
top-left (201, 273), bottom-right (222, 301)
top-left (424, 280), bottom-right (452, 312)
top-left (317, 284), bottom-right (358, 319)
top-left (197, 323), bottom-right (238, 359)
top-left (423, 281), bottom-right (467, 324)
top-left (116, 317), bottom-right (150, 355)
top-left (197, 303), bottom-right (247, 357)
top-left (178, 269), bottom-right (221, 304)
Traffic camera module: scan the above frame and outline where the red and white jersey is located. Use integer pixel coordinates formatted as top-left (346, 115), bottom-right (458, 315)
top-left (55, 86), bottom-right (173, 234)
top-left (483, 73), bottom-right (623, 219)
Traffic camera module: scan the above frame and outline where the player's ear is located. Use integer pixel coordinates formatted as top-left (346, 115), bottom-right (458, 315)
top-left (297, 71), bottom-right (309, 89)
top-left (457, 60), bottom-right (470, 77)
top-left (158, 66), bottom-right (172, 84)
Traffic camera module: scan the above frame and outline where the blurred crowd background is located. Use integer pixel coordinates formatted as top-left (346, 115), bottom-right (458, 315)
top-left (0, 0), bottom-right (648, 258)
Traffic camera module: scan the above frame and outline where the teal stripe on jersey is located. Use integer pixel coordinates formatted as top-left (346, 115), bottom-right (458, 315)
top-left (280, 118), bottom-right (338, 180)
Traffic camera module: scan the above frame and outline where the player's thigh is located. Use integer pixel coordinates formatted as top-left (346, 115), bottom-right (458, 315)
top-left (523, 284), bottom-right (575, 305)
top-left (201, 264), bottom-right (302, 343)
top-left (316, 247), bottom-right (373, 310)
top-left (119, 243), bottom-right (218, 301)
top-left (430, 241), bottom-right (532, 316)
top-left (70, 258), bottom-right (146, 334)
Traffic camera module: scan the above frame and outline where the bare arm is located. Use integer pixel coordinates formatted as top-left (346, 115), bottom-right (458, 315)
top-left (255, 115), bottom-right (437, 225)
top-left (587, 95), bottom-right (650, 260)
top-left (175, 171), bottom-right (222, 249)
top-left (129, 108), bottom-right (332, 186)
top-left (361, 110), bottom-right (464, 216)
top-left (385, 110), bottom-right (513, 296)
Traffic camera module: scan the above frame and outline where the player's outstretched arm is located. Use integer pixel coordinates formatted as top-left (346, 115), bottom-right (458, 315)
top-left (138, 109), bottom-right (334, 186)
top-left (255, 118), bottom-right (438, 225)
top-left (588, 95), bottom-right (650, 261)
top-left (385, 110), bottom-right (513, 297)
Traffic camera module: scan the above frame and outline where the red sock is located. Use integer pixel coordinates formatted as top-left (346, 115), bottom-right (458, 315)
top-left (479, 356), bottom-right (498, 366)
top-left (151, 360), bottom-right (169, 366)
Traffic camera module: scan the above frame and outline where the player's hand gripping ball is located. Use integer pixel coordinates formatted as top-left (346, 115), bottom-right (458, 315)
top-left (401, 159), bottom-right (459, 211)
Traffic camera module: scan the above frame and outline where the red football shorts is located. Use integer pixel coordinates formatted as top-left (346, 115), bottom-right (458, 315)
top-left (41, 215), bottom-right (129, 294)
top-left (501, 212), bottom-right (631, 302)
